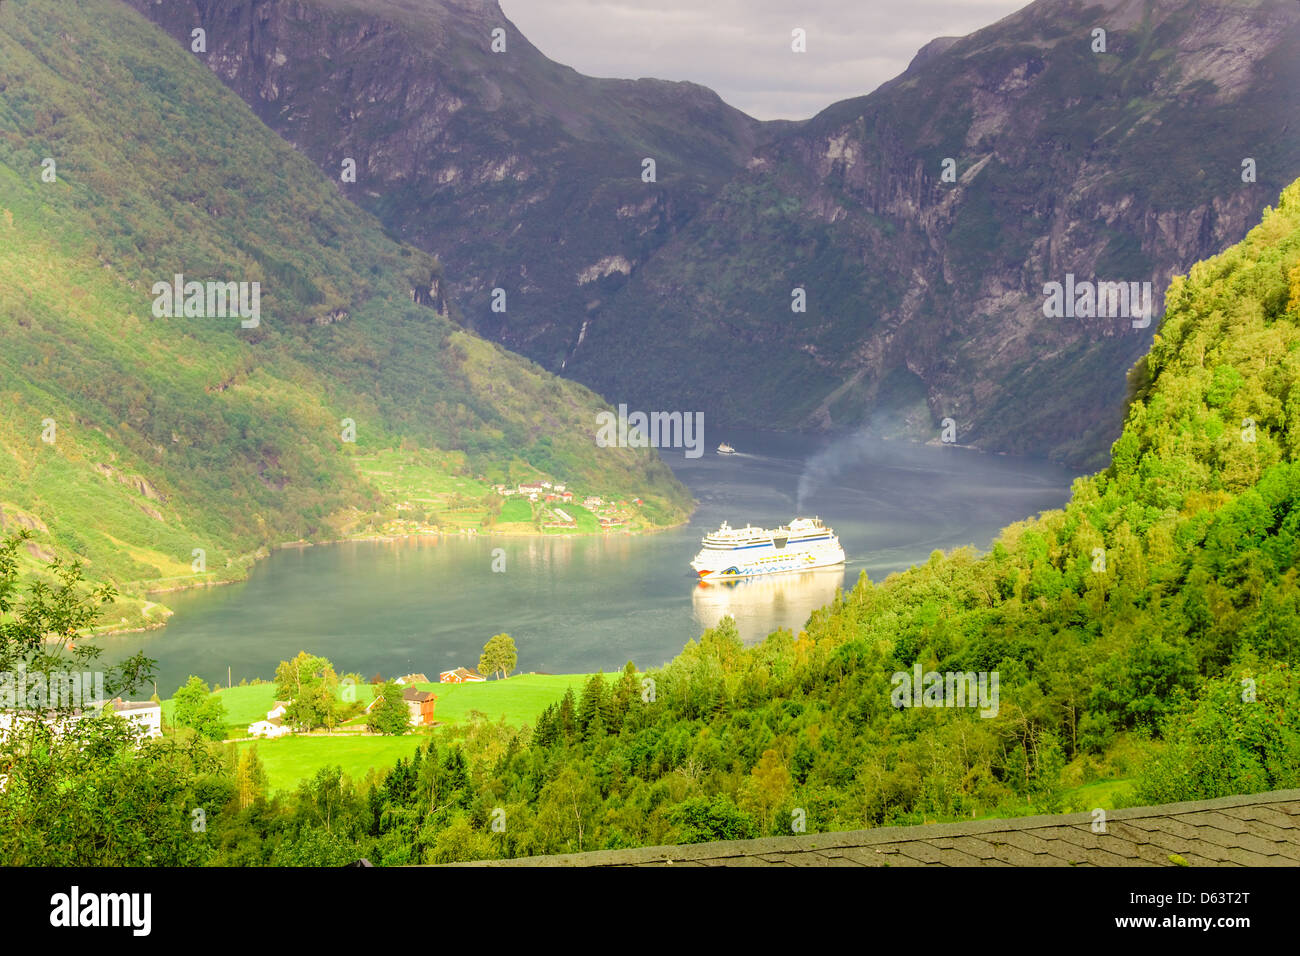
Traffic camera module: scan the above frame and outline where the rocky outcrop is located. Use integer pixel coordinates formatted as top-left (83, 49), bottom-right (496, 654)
top-left (94, 463), bottom-right (168, 504)
top-left (565, 0), bottom-right (1300, 465)
top-left (122, 0), bottom-right (1300, 466)
top-left (0, 505), bottom-right (48, 533)
top-left (121, 0), bottom-right (770, 369)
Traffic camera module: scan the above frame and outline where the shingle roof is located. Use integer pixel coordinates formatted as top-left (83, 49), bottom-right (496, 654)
top-left (439, 667), bottom-right (483, 680)
top-left (111, 700), bottom-right (159, 712)
top-left (446, 789), bottom-right (1300, 867)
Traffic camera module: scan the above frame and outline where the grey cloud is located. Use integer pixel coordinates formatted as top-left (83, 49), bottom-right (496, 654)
top-left (500, 0), bottom-right (1029, 119)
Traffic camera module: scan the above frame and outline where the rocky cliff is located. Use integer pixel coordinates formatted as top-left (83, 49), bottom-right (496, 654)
top-left (124, 0), bottom-right (1300, 466)
top-left (123, 0), bottom-right (773, 366)
top-left (569, 0), bottom-right (1300, 466)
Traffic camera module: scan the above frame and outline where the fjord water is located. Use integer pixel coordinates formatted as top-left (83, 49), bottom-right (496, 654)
top-left (104, 431), bottom-right (1077, 692)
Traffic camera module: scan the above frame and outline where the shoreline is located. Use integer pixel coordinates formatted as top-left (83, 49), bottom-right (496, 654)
top-left (98, 513), bottom-right (693, 637)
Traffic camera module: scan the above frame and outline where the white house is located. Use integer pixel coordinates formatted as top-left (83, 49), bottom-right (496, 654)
top-left (0, 699), bottom-right (160, 745)
top-left (248, 716), bottom-right (291, 739)
top-left (248, 701), bottom-right (293, 738)
top-left (110, 699), bottom-right (162, 739)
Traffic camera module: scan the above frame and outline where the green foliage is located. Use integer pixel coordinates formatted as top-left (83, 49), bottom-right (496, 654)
top-left (669, 795), bottom-right (759, 844)
top-left (0, 534), bottom-right (212, 865)
top-left (366, 681), bottom-right (411, 736)
top-left (1133, 664), bottom-right (1300, 805)
top-left (274, 652), bottom-right (340, 732)
top-left (171, 675), bottom-right (227, 741)
top-left (478, 633), bottom-right (518, 681)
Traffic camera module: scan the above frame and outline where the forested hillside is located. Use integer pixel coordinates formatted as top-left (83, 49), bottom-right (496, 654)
top-left (0, 0), bottom-right (690, 628)
top-left (8, 177), bottom-right (1294, 866)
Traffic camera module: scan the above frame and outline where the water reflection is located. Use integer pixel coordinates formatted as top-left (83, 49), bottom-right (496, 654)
top-left (691, 568), bottom-right (845, 643)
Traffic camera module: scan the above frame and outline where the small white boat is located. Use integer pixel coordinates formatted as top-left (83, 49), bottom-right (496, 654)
top-left (717, 442), bottom-right (736, 455)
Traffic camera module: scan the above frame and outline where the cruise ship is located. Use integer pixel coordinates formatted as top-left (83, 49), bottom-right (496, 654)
top-left (689, 517), bottom-right (846, 580)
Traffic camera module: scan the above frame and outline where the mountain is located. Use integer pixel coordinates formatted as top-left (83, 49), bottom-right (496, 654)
top-left (125, 0), bottom-right (1300, 468)
top-left (0, 0), bottom-right (691, 628)
top-left (120, 0), bottom-right (780, 370)
top-left (569, 0), bottom-right (1300, 467)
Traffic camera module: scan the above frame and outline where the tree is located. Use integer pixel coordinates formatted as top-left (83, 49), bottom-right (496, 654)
top-left (535, 765), bottom-right (600, 853)
top-left (740, 749), bottom-right (792, 832)
top-left (0, 532), bottom-right (150, 707)
top-left (478, 633), bottom-right (518, 680)
top-left (669, 794), bottom-right (759, 844)
top-left (0, 534), bottom-right (217, 866)
top-left (171, 675), bottom-right (227, 741)
top-left (1134, 666), bottom-right (1300, 804)
top-left (234, 745), bottom-right (267, 809)
top-left (610, 661), bottom-right (640, 731)
top-left (578, 673), bottom-right (610, 739)
top-left (367, 681), bottom-right (412, 736)
top-left (274, 652), bottom-right (341, 730)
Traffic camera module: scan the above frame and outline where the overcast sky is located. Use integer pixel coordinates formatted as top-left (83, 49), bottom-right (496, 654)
top-left (499, 0), bottom-right (1031, 120)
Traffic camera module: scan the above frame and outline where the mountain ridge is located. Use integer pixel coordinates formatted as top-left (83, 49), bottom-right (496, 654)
top-left (122, 0), bottom-right (1300, 468)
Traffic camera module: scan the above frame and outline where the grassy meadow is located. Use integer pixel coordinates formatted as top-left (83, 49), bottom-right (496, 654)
top-left (161, 674), bottom-right (597, 793)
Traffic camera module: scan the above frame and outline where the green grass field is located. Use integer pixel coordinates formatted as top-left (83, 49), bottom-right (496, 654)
top-left (164, 673), bottom-right (592, 730)
top-left (413, 673), bottom-right (591, 724)
top-left (165, 673), bottom-right (598, 791)
top-left (499, 497), bottom-right (532, 523)
top-left (161, 683), bottom-right (280, 727)
top-left (555, 502), bottom-right (600, 534)
top-left (239, 734), bottom-right (432, 793)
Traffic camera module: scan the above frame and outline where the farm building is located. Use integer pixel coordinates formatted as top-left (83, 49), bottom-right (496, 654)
top-left (439, 667), bottom-right (486, 684)
top-left (402, 687), bottom-right (437, 725)
top-left (364, 687), bottom-right (437, 726)
top-left (249, 716), bottom-right (291, 739)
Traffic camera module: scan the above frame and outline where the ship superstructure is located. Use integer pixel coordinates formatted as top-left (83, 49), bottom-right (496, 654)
top-left (689, 517), bottom-right (846, 579)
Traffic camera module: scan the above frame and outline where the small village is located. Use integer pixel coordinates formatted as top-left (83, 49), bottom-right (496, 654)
top-left (247, 667), bottom-right (487, 740)
top-left (491, 479), bottom-right (643, 531)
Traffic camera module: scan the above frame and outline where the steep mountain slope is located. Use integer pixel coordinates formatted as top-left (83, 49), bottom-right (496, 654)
top-left (570, 0), bottom-right (1300, 467)
top-left (122, 0), bottom-right (776, 369)
top-left (127, 0), bottom-right (1300, 469)
top-left (0, 0), bottom-right (690, 628)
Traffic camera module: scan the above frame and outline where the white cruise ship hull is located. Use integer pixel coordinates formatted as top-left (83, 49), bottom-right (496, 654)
top-left (690, 528), bottom-right (846, 580)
